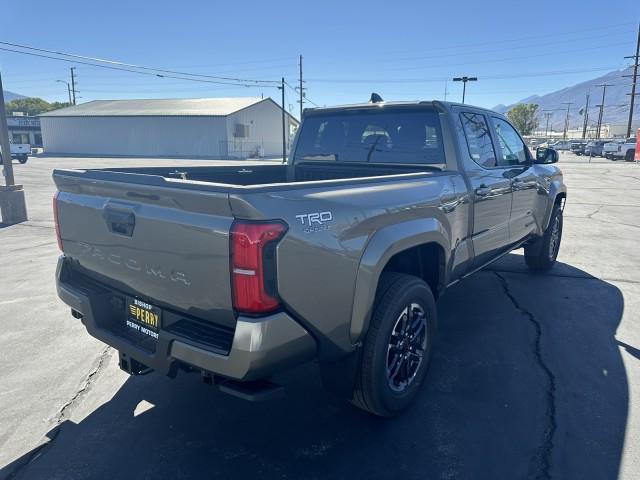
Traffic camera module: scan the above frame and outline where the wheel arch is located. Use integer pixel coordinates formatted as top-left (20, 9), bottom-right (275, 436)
top-left (349, 218), bottom-right (449, 345)
top-left (541, 181), bottom-right (567, 230)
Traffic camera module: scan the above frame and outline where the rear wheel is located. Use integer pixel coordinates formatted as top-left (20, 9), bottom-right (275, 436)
top-left (352, 273), bottom-right (436, 416)
top-left (524, 205), bottom-right (563, 272)
top-left (18, 156), bottom-right (28, 164)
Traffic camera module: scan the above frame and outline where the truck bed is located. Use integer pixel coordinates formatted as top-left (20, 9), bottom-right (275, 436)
top-left (80, 162), bottom-right (441, 188)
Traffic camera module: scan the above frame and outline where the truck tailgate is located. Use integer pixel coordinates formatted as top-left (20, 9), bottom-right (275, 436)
top-left (53, 169), bottom-right (237, 329)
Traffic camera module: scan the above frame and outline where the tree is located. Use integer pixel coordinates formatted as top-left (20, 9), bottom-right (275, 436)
top-left (4, 97), bottom-right (70, 116)
top-left (507, 103), bottom-right (539, 135)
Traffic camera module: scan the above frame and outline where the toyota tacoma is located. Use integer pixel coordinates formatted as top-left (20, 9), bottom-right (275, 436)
top-left (53, 99), bottom-right (566, 416)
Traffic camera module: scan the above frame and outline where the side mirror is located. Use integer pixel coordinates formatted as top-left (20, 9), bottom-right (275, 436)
top-left (535, 147), bottom-right (558, 164)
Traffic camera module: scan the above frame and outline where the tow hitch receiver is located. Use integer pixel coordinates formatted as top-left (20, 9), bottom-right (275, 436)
top-left (201, 372), bottom-right (284, 402)
top-left (118, 351), bottom-right (152, 375)
top-left (218, 379), bottom-right (285, 401)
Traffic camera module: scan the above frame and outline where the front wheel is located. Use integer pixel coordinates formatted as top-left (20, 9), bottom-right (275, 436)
top-left (524, 206), bottom-right (563, 272)
top-left (351, 273), bottom-right (436, 416)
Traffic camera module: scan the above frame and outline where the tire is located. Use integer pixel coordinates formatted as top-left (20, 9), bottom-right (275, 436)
top-left (18, 156), bottom-right (28, 164)
top-left (625, 149), bottom-right (635, 162)
top-left (524, 205), bottom-right (563, 272)
top-left (351, 273), bottom-right (436, 417)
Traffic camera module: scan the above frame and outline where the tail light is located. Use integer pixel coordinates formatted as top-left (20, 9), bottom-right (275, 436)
top-left (53, 192), bottom-right (63, 251)
top-left (230, 220), bottom-right (287, 314)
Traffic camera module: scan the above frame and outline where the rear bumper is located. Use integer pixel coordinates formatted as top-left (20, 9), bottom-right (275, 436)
top-left (56, 256), bottom-right (317, 381)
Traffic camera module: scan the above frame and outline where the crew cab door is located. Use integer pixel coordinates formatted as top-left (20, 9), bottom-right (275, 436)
top-left (457, 111), bottom-right (513, 268)
top-left (489, 116), bottom-right (539, 244)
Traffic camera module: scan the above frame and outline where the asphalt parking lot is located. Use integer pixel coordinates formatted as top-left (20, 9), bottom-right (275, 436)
top-left (1, 153), bottom-right (639, 479)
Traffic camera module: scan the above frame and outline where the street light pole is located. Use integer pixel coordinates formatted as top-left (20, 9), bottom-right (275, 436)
top-left (56, 80), bottom-right (72, 104)
top-left (452, 76), bottom-right (477, 104)
top-left (595, 83), bottom-right (613, 139)
top-left (543, 112), bottom-right (552, 137)
top-left (278, 78), bottom-right (286, 164)
top-left (582, 93), bottom-right (590, 139)
top-left (561, 102), bottom-right (573, 140)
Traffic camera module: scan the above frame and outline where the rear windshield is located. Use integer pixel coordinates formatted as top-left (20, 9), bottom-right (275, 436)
top-left (293, 108), bottom-right (446, 165)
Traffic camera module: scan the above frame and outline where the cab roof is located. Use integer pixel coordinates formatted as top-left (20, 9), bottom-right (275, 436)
top-left (303, 100), bottom-right (499, 117)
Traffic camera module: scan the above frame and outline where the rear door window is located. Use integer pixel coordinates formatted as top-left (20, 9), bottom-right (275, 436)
top-left (459, 112), bottom-right (497, 168)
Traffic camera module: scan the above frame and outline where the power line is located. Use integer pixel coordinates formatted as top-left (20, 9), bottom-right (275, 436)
top-left (380, 41), bottom-right (631, 73)
top-left (0, 46), bottom-right (278, 89)
top-left (0, 40), bottom-right (280, 85)
top-left (307, 66), bottom-right (623, 84)
top-left (356, 21), bottom-right (638, 58)
top-left (283, 80), bottom-right (319, 108)
top-left (377, 29), bottom-right (637, 64)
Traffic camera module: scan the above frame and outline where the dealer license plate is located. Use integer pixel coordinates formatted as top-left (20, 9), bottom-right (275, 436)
top-left (126, 298), bottom-right (161, 340)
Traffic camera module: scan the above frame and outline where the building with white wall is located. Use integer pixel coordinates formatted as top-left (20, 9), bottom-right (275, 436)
top-left (39, 97), bottom-right (298, 158)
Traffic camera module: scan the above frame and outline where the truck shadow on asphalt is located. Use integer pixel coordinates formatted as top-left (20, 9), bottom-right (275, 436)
top-left (2, 255), bottom-right (628, 480)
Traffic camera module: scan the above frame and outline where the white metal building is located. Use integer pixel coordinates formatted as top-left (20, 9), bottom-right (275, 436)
top-left (39, 97), bottom-right (299, 158)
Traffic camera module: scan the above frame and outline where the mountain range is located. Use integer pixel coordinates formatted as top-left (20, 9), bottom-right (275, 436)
top-left (493, 67), bottom-right (638, 133)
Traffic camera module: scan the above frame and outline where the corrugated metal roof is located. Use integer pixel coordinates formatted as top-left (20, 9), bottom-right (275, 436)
top-left (39, 97), bottom-right (266, 117)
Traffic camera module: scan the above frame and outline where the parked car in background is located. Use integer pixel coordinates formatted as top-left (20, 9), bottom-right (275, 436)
top-left (0, 142), bottom-right (30, 164)
top-left (570, 141), bottom-right (586, 155)
top-left (584, 140), bottom-right (607, 157)
top-left (549, 140), bottom-right (571, 151)
top-left (603, 140), bottom-right (625, 159)
top-left (610, 137), bottom-right (637, 161)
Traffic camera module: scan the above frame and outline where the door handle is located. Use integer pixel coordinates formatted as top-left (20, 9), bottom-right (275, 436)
top-left (103, 205), bottom-right (136, 237)
top-left (475, 186), bottom-right (492, 197)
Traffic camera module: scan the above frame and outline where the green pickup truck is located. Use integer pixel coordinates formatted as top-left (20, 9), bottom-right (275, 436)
top-left (53, 100), bottom-right (566, 416)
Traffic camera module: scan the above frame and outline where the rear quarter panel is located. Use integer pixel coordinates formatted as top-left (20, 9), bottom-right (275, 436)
top-left (230, 172), bottom-right (469, 357)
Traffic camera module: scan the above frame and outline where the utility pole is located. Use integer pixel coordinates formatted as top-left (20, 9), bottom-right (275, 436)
top-left (582, 93), bottom-right (590, 139)
top-left (452, 76), bottom-right (477, 104)
top-left (561, 102), bottom-right (572, 140)
top-left (70, 67), bottom-right (77, 105)
top-left (595, 83), bottom-right (613, 139)
top-left (0, 71), bottom-right (28, 224)
top-left (444, 80), bottom-right (448, 101)
top-left (624, 22), bottom-right (640, 138)
top-left (298, 55), bottom-right (304, 120)
top-left (278, 78), bottom-right (286, 163)
top-left (543, 111), bottom-right (553, 137)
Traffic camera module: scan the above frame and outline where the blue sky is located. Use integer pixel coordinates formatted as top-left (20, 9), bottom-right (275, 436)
top-left (1, 0), bottom-right (638, 115)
